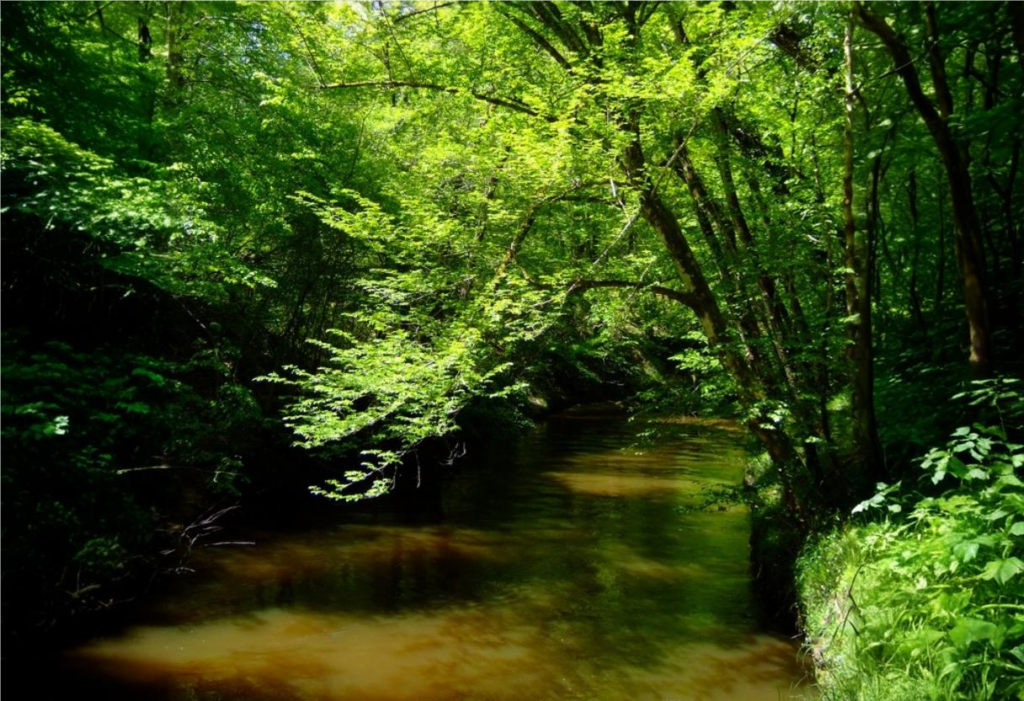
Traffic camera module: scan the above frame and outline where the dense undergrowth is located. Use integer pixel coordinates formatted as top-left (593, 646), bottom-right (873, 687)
top-left (797, 378), bottom-right (1024, 700)
top-left (0, 326), bottom-right (268, 639)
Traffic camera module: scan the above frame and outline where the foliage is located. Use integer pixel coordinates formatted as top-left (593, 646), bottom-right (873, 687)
top-left (1, 118), bottom-right (275, 300)
top-left (1, 339), bottom-right (158, 619)
top-left (1, 0), bottom-right (1022, 656)
top-left (258, 189), bottom-right (562, 498)
top-left (262, 325), bottom-right (519, 499)
top-left (799, 381), bottom-right (1024, 700)
top-left (0, 335), bottom-right (261, 626)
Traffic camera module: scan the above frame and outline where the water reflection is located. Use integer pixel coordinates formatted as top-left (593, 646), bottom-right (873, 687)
top-left (64, 407), bottom-right (811, 700)
top-left (202, 526), bottom-right (512, 582)
top-left (74, 605), bottom-right (804, 701)
top-left (76, 606), bottom-right (562, 701)
top-left (544, 470), bottom-right (702, 498)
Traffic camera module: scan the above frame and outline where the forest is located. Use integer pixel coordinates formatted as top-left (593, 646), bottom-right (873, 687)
top-left (2, 1), bottom-right (1023, 699)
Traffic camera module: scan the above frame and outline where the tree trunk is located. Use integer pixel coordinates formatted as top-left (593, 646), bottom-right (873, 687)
top-left (624, 130), bottom-right (804, 518)
top-left (907, 170), bottom-right (927, 332)
top-left (855, 1), bottom-right (993, 376)
top-left (936, 182), bottom-right (947, 315)
top-left (166, 1), bottom-right (186, 93)
top-left (844, 14), bottom-right (885, 487)
top-left (710, 110), bottom-right (799, 397)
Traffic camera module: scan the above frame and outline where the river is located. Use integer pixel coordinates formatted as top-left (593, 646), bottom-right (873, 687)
top-left (58, 406), bottom-right (811, 700)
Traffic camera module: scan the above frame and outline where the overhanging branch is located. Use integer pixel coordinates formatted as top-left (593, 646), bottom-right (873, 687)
top-left (319, 80), bottom-right (556, 122)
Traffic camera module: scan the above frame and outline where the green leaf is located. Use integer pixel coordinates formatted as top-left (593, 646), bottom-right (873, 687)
top-left (948, 618), bottom-right (1003, 649)
top-left (980, 557), bottom-right (1024, 585)
top-left (953, 541), bottom-right (980, 563)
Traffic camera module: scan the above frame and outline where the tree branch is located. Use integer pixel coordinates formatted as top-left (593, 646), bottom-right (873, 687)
top-left (568, 279), bottom-right (698, 308)
top-left (636, 2), bottom-right (661, 29)
top-left (78, 1), bottom-right (116, 23)
top-left (319, 80), bottom-right (555, 121)
top-left (497, 10), bottom-right (570, 70)
top-left (767, 22), bottom-right (833, 75)
top-left (923, 2), bottom-right (954, 120)
top-left (391, 2), bottom-right (456, 25)
top-left (530, 2), bottom-right (588, 57)
top-left (853, 2), bottom-right (943, 133)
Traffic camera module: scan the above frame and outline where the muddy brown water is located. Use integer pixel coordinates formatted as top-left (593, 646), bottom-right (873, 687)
top-left (59, 407), bottom-right (812, 700)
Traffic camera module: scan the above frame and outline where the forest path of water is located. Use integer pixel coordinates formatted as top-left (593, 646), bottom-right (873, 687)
top-left (61, 406), bottom-right (812, 700)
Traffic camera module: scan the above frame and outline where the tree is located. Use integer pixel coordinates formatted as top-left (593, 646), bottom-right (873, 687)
top-left (854, 1), bottom-right (994, 375)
